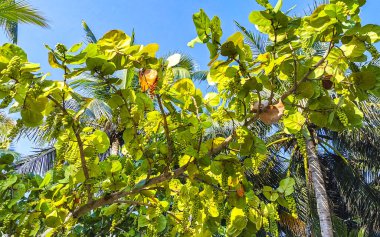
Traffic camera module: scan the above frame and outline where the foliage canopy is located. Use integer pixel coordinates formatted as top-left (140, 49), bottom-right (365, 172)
top-left (0, 0), bottom-right (379, 236)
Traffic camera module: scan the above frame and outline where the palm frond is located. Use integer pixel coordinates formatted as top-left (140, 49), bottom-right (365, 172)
top-left (15, 147), bottom-right (56, 175)
top-left (130, 28), bottom-right (135, 45)
top-left (69, 76), bottom-right (112, 100)
top-left (172, 67), bottom-right (191, 80)
top-left (0, 0), bottom-right (48, 27)
top-left (322, 153), bottom-right (380, 233)
top-left (5, 17), bottom-right (17, 43)
top-left (191, 70), bottom-right (208, 81)
top-left (81, 20), bottom-right (97, 43)
top-left (234, 21), bottom-right (267, 56)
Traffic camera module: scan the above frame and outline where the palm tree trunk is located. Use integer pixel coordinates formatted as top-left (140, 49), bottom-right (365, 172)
top-left (306, 138), bottom-right (333, 237)
top-left (110, 138), bottom-right (119, 156)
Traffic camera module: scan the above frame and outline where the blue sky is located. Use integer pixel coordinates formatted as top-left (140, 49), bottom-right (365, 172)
top-left (1, 0), bottom-right (379, 155)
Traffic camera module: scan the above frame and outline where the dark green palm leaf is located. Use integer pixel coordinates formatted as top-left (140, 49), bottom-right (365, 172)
top-left (82, 20), bottom-right (97, 43)
top-left (235, 21), bottom-right (267, 56)
top-left (0, 0), bottom-right (48, 43)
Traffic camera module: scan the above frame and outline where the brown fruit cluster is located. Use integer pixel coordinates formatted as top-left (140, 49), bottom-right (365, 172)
top-left (252, 100), bottom-right (285, 125)
top-left (139, 69), bottom-right (158, 95)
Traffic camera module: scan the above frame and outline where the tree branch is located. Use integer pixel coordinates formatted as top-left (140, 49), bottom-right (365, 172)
top-left (156, 94), bottom-right (174, 165)
top-left (47, 94), bottom-right (92, 200)
top-left (280, 41), bottom-right (334, 101)
top-left (72, 164), bottom-right (188, 218)
top-left (208, 114), bottom-right (259, 155)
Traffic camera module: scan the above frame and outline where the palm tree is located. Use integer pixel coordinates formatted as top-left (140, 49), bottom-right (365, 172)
top-left (0, 0), bottom-right (48, 43)
top-left (235, 15), bottom-right (380, 236)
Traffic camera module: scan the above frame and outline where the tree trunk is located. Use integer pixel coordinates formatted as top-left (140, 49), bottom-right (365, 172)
top-left (306, 138), bottom-right (334, 237)
top-left (110, 138), bottom-right (120, 156)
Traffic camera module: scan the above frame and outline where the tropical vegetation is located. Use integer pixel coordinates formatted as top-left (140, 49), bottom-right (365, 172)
top-left (0, 0), bottom-right (379, 236)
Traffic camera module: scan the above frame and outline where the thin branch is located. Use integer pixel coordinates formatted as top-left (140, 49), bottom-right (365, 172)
top-left (156, 94), bottom-right (174, 165)
top-left (47, 94), bottom-right (92, 201)
top-left (71, 163), bottom-right (189, 218)
top-left (281, 41), bottom-right (334, 101)
top-left (114, 200), bottom-right (156, 207)
top-left (208, 114), bottom-right (260, 155)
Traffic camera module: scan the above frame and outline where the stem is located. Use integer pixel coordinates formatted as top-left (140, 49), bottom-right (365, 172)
top-left (156, 94), bottom-right (174, 165)
top-left (281, 41), bottom-right (334, 101)
top-left (114, 200), bottom-right (156, 207)
top-left (208, 114), bottom-right (259, 155)
top-left (47, 95), bottom-right (92, 200)
top-left (72, 163), bottom-right (189, 218)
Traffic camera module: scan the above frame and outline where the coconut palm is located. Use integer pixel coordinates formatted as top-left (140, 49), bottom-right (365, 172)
top-left (234, 15), bottom-right (380, 236)
top-left (0, 0), bottom-right (48, 43)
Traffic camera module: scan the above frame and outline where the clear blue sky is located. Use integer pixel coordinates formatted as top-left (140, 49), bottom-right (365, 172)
top-left (2, 0), bottom-right (379, 155)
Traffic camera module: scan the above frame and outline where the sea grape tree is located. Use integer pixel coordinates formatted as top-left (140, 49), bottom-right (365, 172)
top-left (0, 30), bottom-right (293, 237)
top-left (0, 0), bottom-right (379, 236)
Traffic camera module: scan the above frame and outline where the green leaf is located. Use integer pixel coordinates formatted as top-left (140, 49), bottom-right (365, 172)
top-left (227, 208), bottom-right (248, 237)
top-left (181, 154), bottom-right (195, 167)
top-left (309, 112), bottom-right (328, 128)
top-left (156, 215), bottom-right (167, 232)
top-left (39, 171), bottom-right (52, 188)
top-left (0, 175), bottom-right (17, 192)
top-left (262, 186), bottom-right (279, 201)
top-left (210, 161), bottom-right (223, 175)
top-left (0, 154), bottom-right (14, 165)
top-left (0, 43), bottom-right (27, 63)
top-left (139, 43), bottom-right (159, 57)
top-left (68, 42), bottom-right (83, 53)
top-left (221, 41), bottom-right (237, 57)
top-left (273, 0), bottom-right (283, 13)
top-left (358, 24), bottom-right (380, 43)
top-left (138, 215), bottom-right (149, 228)
top-left (48, 52), bottom-right (63, 69)
top-left (111, 160), bottom-right (122, 173)
top-left (297, 82), bottom-right (315, 98)
top-left (210, 16), bottom-right (222, 43)
top-left (45, 210), bottom-right (61, 228)
top-left (102, 204), bottom-right (118, 216)
top-left (21, 108), bottom-right (43, 127)
top-left (255, 0), bottom-right (272, 9)
top-left (204, 92), bottom-right (220, 106)
top-left (208, 200), bottom-right (220, 217)
top-left (341, 37), bottom-right (366, 58)
top-left (350, 71), bottom-right (377, 90)
top-left (171, 78), bottom-right (196, 96)
top-left (187, 36), bottom-right (202, 48)
top-left (249, 11), bottom-right (272, 26)
top-left (97, 30), bottom-right (131, 59)
top-left (283, 112), bottom-right (306, 134)
top-left (86, 56), bottom-right (107, 72)
top-left (90, 130), bottom-right (110, 153)
top-left (101, 62), bottom-right (116, 75)
top-left (193, 9), bottom-right (211, 42)
top-left (277, 177), bottom-right (295, 196)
